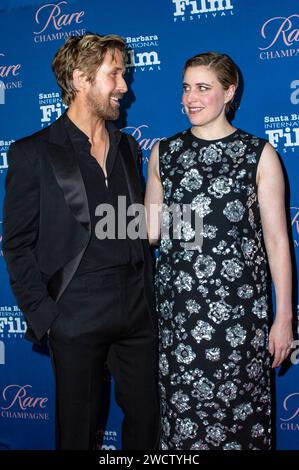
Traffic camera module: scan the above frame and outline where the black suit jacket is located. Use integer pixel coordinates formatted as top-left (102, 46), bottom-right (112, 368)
top-left (2, 115), bottom-right (155, 344)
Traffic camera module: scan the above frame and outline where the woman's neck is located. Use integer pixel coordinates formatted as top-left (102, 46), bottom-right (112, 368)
top-left (191, 120), bottom-right (236, 141)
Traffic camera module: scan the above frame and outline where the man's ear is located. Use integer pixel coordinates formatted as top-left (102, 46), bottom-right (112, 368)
top-left (72, 69), bottom-right (88, 92)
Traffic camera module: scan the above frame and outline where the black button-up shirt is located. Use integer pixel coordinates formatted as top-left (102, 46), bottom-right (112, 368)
top-left (64, 113), bottom-right (143, 273)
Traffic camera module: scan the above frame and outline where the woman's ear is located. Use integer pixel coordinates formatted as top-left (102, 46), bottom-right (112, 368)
top-left (225, 84), bottom-right (236, 104)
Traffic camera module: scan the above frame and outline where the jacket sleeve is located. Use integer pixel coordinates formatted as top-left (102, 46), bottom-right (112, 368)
top-left (2, 142), bottom-right (60, 342)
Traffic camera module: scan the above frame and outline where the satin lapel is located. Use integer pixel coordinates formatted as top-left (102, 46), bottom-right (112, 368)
top-left (44, 115), bottom-right (90, 302)
top-left (118, 134), bottom-right (143, 206)
top-left (47, 139), bottom-right (91, 234)
top-left (47, 140), bottom-right (91, 301)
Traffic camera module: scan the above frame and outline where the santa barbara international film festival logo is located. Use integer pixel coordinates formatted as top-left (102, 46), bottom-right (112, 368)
top-left (33, 1), bottom-right (87, 44)
top-left (263, 80), bottom-right (299, 154)
top-left (0, 53), bottom-right (22, 104)
top-left (259, 13), bottom-right (299, 60)
top-left (0, 384), bottom-right (49, 421)
top-left (96, 430), bottom-right (118, 451)
top-left (0, 304), bottom-right (27, 340)
top-left (0, 303), bottom-right (27, 366)
top-left (39, 91), bottom-right (67, 128)
top-left (0, 139), bottom-right (13, 176)
top-left (125, 34), bottom-right (161, 72)
top-left (171, 0), bottom-right (234, 23)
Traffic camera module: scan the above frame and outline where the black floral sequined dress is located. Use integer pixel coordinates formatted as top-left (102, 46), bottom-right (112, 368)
top-left (156, 129), bottom-right (272, 450)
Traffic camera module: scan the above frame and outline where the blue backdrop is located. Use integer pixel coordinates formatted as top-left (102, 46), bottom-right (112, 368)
top-left (0, 0), bottom-right (298, 450)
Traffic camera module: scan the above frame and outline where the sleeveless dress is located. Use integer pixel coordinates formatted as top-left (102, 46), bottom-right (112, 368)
top-left (156, 128), bottom-right (272, 450)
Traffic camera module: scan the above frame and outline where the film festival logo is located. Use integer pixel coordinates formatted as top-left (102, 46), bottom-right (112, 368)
top-left (96, 430), bottom-right (118, 451)
top-left (33, 0), bottom-right (87, 44)
top-left (0, 302), bottom-right (27, 366)
top-left (0, 305), bottom-right (27, 340)
top-left (39, 91), bottom-right (67, 128)
top-left (171, 0), bottom-right (234, 22)
top-left (0, 384), bottom-right (49, 421)
top-left (263, 81), bottom-right (299, 154)
top-left (0, 139), bottom-right (13, 175)
top-left (0, 52), bottom-right (22, 104)
top-left (126, 34), bottom-right (161, 72)
top-left (259, 13), bottom-right (299, 60)
top-left (280, 392), bottom-right (299, 432)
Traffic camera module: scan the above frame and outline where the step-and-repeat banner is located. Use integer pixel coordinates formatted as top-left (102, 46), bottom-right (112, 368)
top-left (0, 0), bottom-right (298, 450)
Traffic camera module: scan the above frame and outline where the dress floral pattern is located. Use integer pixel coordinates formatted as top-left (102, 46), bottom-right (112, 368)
top-left (156, 129), bottom-right (272, 450)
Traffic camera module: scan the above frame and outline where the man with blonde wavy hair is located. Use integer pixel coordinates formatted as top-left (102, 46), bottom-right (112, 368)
top-left (3, 33), bottom-right (159, 450)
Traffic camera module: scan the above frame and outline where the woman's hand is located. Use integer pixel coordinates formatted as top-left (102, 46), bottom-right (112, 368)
top-left (268, 317), bottom-right (294, 368)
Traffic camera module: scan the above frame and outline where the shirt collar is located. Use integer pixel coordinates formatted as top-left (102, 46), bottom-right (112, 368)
top-left (63, 112), bottom-right (122, 149)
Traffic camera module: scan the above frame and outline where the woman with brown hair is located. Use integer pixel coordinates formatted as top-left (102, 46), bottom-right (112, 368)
top-left (145, 52), bottom-right (294, 450)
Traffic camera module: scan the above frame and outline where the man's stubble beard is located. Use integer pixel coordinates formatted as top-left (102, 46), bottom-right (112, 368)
top-left (86, 88), bottom-right (120, 121)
